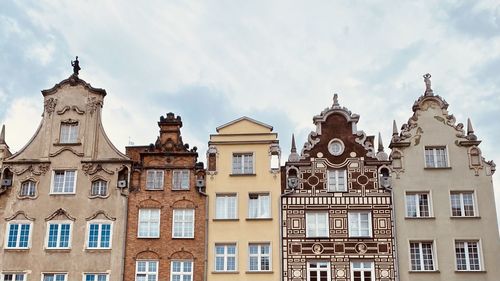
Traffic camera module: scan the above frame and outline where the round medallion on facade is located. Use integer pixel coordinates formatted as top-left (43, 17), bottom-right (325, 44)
top-left (350, 152), bottom-right (357, 157)
top-left (355, 242), bottom-right (368, 254)
top-left (316, 152), bottom-right (323, 158)
top-left (311, 243), bottom-right (324, 254)
top-left (380, 269), bottom-right (390, 278)
top-left (356, 174), bottom-right (369, 185)
top-left (307, 175), bottom-right (320, 186)
top-left (336, 269), bottom-right (345, 277)
top-left (328, 138), bottom-right (345, 156)
top-left (293, 270), bottom-right (302, 278)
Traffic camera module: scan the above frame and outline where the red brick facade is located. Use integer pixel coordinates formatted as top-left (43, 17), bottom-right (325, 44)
top-left (124, 113), bottom-right (206, 281)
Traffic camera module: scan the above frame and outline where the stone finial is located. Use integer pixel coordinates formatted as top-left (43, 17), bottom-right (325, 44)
top-left (376, 132), bottom-right (389, 161)
top-left (71, 56), bottom-right (81, 76)
top-left (333, 93), bottom-right (339, 107)
top-left (392, 120), bottom-right (398, 136)
top-left (288, 134), bottom-right (300, 162)
top-left (0, 124), bottom-right (5, 144)
top-left (466, 118), bottom-right (477, 141)
top-left (378, 132), bottom-right (384, 152)
top-left (423, 73), bottom-right (433, 96)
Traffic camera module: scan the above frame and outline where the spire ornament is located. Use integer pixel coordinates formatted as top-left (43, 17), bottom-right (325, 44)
top-left (466, 118), bottom-right (477, 141)
top-left (288, 134), bottom-right (300, 162)
top-left (0, 124), bottom-right (5, 144)
top-left (423, 73), bottom-right (433, 96)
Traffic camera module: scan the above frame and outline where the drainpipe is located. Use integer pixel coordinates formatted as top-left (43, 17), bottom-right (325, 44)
top-left (121, 167), bottom-right (131, 281)
top-left (198, 185), bottom-right (208, 281)
top-left (390, 185), bottom-right (400, 281)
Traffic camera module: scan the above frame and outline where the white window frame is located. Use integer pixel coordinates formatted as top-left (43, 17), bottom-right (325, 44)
top-left (5, 221), bottom-right (32, 249)
top-left (405, 192), bottom-right (432, 218)
top-left (172, 170), bottom-right (190, 190)
top-left (90, 180), bottom-right (108, 196)
top-left (170, 260), bottom-right (193, 281)
top-left (19, 180), bottom-right (36, 197)
top-left (214, 243), bottom-right (237, 272)
top-left (86, 221), bottom-right (113, 249)
top-left (327, 169), bottom-right (347, 192)
top-left (1, 273), bottom-right (26, 281)
top-left (424, 146), bottom-right (449, 168)
top-left (172, 209), bottom-right (194, 238)
top-left (350, 261), bottom-right (374, 281)
top-left (248, 243), bottom-right (271, 272)
top-left (248, 193), bottom-right (270, 219)
top-left (138, 209), bottom-right (160, 238)
top-left (135, 260), bottom-right (158, 281)
top-left (306, 261), bottom-right (330, 281)
top-left (42, 273), bottom-right (67, 281)
top-left (409, 241), bottom-right (436, 271)
top-left (60, 122), bottom-right (79, 143)
top-left (306, 212), bottom-right (329, 238)
top-left (50, 170), bottom-right (77, 194)
top-left (45, 221), bottom-right (73, 249)
top-left (215, 194), bottom-right (237, 219)
top-left (83, 273), bottom-right (109, 281)
top-left (454, 240), bottom-right (483, 271)
top-left (232, 153), bottom-right (254, 174)
top-left (348, 211), bottom-right (372, 237)
top-left (146, 170), bottom-right (164, 190)
top-left (450, 191), bottom-right (477, 217)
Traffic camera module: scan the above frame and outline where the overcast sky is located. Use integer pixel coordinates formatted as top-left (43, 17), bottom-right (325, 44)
top-left (1, 1), bottom-right (499, 223)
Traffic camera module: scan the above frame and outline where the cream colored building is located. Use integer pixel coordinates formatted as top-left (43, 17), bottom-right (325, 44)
top-left (206, 117), bottom-right (281, 281)
top-left (390, 74), bottom-right (500, 281)
top-left (0, 73), bottom-right (130, 281)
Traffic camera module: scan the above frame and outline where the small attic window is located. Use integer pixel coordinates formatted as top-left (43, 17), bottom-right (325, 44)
top-left (207, 146), bottom-right (218, 173)
top-left (60, 122), bottom-right (79, 143)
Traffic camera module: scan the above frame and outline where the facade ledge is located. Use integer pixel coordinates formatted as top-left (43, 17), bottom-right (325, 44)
top-left (212, 218), bottom-right (240, 222)
top-left (211, 271), bottom-right (239, 274)
top-left (246, 217), bottom-right (272, 221)
top-left (245, 271), bottom-right (274, 274)
top-left (229, 173), bottom-right (256, 177)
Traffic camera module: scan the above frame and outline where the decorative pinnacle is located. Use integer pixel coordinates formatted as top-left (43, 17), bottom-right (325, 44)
top-left (288, 133), bottom-right (300, 162)
top-left (423, 73), bottom-right (433, 96)
top-left (378, 132), bottom-right (384, 152)
top-left (333, 93), bottom-right (339, 106)
top-left (467, 118), bottom-right (474, 135)
top-left (392, 120), bottom-right (398, 136)
top-left (0, 124), bottom-right (5, 144)
top-left (291, 134), bottom-right (297, 153)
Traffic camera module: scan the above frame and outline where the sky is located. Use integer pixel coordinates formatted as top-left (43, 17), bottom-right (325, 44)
top-left (1, 1), bottom-right (500, 223)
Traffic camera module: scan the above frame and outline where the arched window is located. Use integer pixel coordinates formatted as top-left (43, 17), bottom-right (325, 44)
top-left (470, 148), bottom-right (481, 166)
top-left (91, 180), bottom-right (108, 196)
top-left (20, 180), bottom-right (36, 197)
top-left (392, 151), bottom-right (402, 169)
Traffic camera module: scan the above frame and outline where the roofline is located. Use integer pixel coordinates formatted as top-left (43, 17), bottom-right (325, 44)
top-left (216, 116), bottom-right (273, 132)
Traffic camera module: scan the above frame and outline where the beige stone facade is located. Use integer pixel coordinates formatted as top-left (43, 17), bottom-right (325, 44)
top-left (0, 74), bottom-right (131, 281)
top-left (390, 74), bottom-right (500, 281)
top-left (206, 117), bottom-right (281, 281)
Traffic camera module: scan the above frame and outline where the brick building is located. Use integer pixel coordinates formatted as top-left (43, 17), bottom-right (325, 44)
top-left (124, 113), bottom-right (207, 281)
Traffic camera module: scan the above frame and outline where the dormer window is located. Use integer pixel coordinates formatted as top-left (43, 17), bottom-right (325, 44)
top-left (20, 180), bottom-right (36, 197)
top-left (60, 122), bottom-right (79, 143)
top-left (232, 153), bottom-right (254, 175)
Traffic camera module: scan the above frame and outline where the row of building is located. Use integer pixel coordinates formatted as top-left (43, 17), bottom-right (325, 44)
top-left (0, 66), bottom-right (498, 281)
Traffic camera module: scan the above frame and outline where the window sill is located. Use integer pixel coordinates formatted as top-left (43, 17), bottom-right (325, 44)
top-left (450, 216), bottom-right (481, 219)
top-left (348, 236), bottom-right (373, 239)
top-left (212, 218), bottom-right (239, 222)
top-left (246, 217), bottom-right (272, 221)
top-left (455, 270), bottom-right (486, 273)
top-left (54, 142), bottom-right (81, 146)
top-left (4, 248), bottom-right (30, 252)
top-left (405, 216), bottom-right (435, 220)
top-left (49, 193), bottom-right (76, 196)
top-left (88, 195), bottom-right (110, 199)
top-left (86, 248), bottom-right (111, 252)
top-left (172, 237), bottom-right (195, 240)
top-left (230, 173), bottom-right (256, 177)
top-left (171, 188), bottom-right (191, 191)
top-left (409, 270), bottom-right (440, 273)
top-left (45, 248), bottom-right (71, 252)
top-left (424, 167), bottom-right (451, 170)
top-left (137, 236), bottom-right (160, 239)
top-left (144, 188), bottom-right (164, 191)
top-left (305, 236), bottom-right (330, 239)
top-left (246, 271), bottom-right (274, 274)
top-left (212, 271), bottom-right (239, 274)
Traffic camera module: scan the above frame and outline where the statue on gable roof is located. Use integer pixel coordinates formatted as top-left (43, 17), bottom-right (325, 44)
top-left (71, 56), bottom-right (81, 76)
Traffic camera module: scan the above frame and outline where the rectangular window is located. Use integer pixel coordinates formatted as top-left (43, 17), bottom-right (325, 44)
top-left (170, 260), bottom-right (193, 281)
top-left (425, 146), bottom-right (448, 168)
top-left (409, 241), bottom-right (435, 271)
top-left (146, 170), bottom-right (164, 190)
top-left (60, 123), bottom-right (78, 143)
top-left (51, 170), bottom-right (76, 194)
top-left (406, 192), bottom-right (431, 217)
top-left (135, 261), bottom-right (158, 281)
top-left (84, 274), bottom-right (108, 281)
top-left (215, 194), bottom-right (237, 219)
top-left (172, 170), bottom-right (189, 190)
top-left (351, 261), bottom-right (374, 281)
top-left (348, 212), bottom-right (372, 237)
top-left (248, 243), bottom-right (271, 271)
top-left (450, 192), bottom-right (476, 217)
top-left (232, 153), bottom-right (254, 174)
top-left (307, 261), bottom-right (330, 281)
top-left (6, 222), bottom-right (31, 249)
top-left (306, 212), bottom-right (328, 237)
top-left (215, 244), bottom-right (237, 272)
top-left (455, 240), bottom-right (481, 271)
top-left (327, 169), bottom-right (347, 192)
top-left (138, 209), bottom-right (160, 238)
top-left (1, 274), bottom-right (26, 281)
top-left (46, 222), bottom-right (72, 249)
top-left (172, 209), bottom-right (194, 238)
top-left (87, 222), bottom-right (112, 249)
top-left (42, 273), bottom-right (67, 281)
top-left (248, 193), bottom-right (270, 219)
